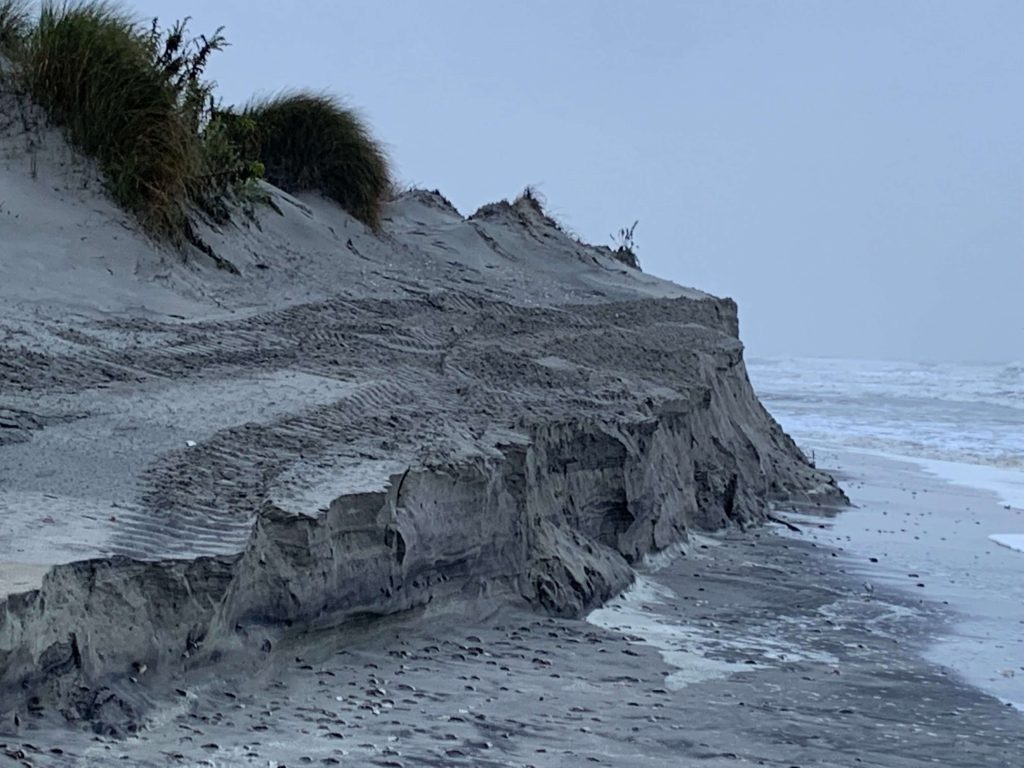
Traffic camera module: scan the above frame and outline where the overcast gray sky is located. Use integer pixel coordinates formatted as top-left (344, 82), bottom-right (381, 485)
top-left (134, 0), bottom-right (1023, 362)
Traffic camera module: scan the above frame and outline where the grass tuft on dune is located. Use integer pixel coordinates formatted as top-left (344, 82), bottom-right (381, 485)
top-left (0, 0), bottom-right (30, 55)
top-left (22, 2), bottom-right (200, 239)
top-left (244, 92), bottom-right (392, 230)
top-left (8, 3), bottom-right (395, 244)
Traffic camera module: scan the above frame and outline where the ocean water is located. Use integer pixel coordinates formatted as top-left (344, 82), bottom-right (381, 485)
top-left (747, 357), bottom-right (1024, 515)
top-left (748, 356), bottom-right (1024, 711)
top-left (585, 357), bottom-right (1024, 718)
top-left (748, 355), bottom-right (1024, 554)
top-left (747, 357), bottom-right (1024, 472)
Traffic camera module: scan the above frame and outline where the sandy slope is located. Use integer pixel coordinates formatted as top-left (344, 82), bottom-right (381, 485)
top-left (10, 525), bottom-right (1024, 767)
top-left (0, 100), bottom-right (840, 735)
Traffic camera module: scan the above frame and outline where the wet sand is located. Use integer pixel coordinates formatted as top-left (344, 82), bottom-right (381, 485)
top-left (785, 447), bottom-right (1024, 713)
top-left (6, 527), bottom-right (1023, 765)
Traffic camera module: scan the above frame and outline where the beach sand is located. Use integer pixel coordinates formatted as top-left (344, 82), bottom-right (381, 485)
top-left (6, 451), bottom-right (1023, 767)
top-left (787, 448), bottom-right (1024, 713)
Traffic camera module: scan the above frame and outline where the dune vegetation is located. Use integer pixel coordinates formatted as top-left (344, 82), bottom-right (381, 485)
top-left (1, 1), bottom-right (391, 242)
top-left (0, 1), bottom-right (27, 53)
top-left (22, 3), bottom-right (205, 238)
top-left (242, 92), bottom-right (391, 230)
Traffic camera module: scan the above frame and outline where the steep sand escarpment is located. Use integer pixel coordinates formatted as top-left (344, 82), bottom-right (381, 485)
top-left (0, 117), bottom-right (843, 731)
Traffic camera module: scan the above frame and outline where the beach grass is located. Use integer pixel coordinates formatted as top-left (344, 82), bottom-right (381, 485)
top-left (21, 2), bottom-right (198, 239)
top-left (244, 92), bottom-right (391, 229)
top-left (8, 3), bottom-right (390, 242)
top-left (0, 0), bottom-right (29, 54)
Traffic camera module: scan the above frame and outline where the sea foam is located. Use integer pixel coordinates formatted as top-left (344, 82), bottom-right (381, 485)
top-left (989, 533), bottom-right (1024, 554)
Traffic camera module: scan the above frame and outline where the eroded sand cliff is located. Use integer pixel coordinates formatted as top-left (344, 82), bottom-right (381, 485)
top-left (0, 117), bottom-right (842, 731)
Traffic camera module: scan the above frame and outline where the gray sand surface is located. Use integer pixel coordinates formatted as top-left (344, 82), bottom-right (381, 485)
top-left (5, 453), bottom-right (1022, 766)
top-left (1, 104), bottom-right (838, 735)
top-left (5, 92), bottom-right (1020, 767)
top-left (8, 514), bottom-right (1022, 766)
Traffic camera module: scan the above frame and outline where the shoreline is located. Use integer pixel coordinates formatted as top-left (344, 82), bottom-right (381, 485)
top-left (780, 447), bottom-right (1024, 713)
top-left (7, 459), bottom-right (1023, 766)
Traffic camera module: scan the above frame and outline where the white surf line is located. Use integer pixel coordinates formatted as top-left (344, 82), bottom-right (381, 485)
top-left (865, 449), bottom-right (1024, 511)
top-left (785, 439), bottom-right (1024, 512)
top-left (909, 456), bottom-right (1024, 511)
top-left (587, 576), bottom-right (744, 689)
top-left (587, 572), bottom-right (840, 690)
top-left (866, 451), bottom-right (1024, 558)
top-left (989, 533), bottom-right (1024, 555)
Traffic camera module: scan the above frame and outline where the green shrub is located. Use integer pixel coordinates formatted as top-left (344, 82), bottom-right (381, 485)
top-left (0, 0), bottom-right (29, 55)
top-left (244, 92), bottom-right (391, 229)
top-left (198, 107), bottom-right (263, 187)
top-left (144, 16), bottom-right (262, 213)
top-left (22, 2), bottom-right (197, 239)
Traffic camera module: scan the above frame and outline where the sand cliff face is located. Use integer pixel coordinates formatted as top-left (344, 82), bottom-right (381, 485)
top-left (0, 129), bottom-right (843, 730)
